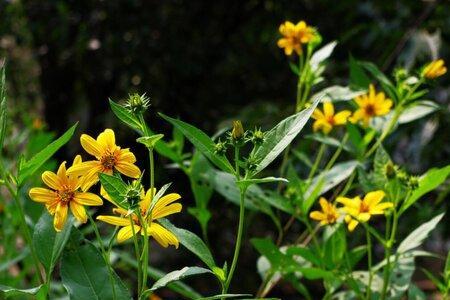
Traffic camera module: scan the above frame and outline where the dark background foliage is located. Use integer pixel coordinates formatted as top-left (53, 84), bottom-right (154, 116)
top-left (1, 0), bottom-right (449, 298)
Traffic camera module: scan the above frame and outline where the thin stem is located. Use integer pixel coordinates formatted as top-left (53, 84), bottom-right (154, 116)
top-left (88, 213), bottom-right (117, 300)
top-left (137, 213), bottom-right (149, 295)
top-left (307, 143), bottom-right (326, 182)
top-left (381, 208), bottom-right (398, 299)
top-left (129, 215), bottom-right (142, 297)
top-left (324, 133), bottom-right (349, 171)
top-left (223, 187), bottom-right (247, 293)
top-left (365, 228), bottom-right (373, 300)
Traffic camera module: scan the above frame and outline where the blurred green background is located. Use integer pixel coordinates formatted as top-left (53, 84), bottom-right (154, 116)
top-left (1, 0), bottom-right (449, 298)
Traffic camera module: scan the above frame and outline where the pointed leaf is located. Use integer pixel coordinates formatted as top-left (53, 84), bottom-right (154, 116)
top-left (99, 173), bottom-right (128, 209)
top-left (148, 266), bottom-right (212, 292)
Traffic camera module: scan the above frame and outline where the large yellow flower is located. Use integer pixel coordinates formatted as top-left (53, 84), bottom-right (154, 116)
top-left (29, 156), bottom-right (103, 231)
top-left (309, 197), bottom-right (340, 226)
top-left (337, 191), bottom-right (393, 232)
top-left (422, 59), bottom-right (447, 79)
top-left (277, 21), bottom-right (315, 56)
top-left (97, 188), bottom-right (182, 247)
top-left (312, 102), bottom-right (351, 134)
top-left (350, 84), bottom-right (393, 126)
top-left (67, 129), bottom-right (141, 191)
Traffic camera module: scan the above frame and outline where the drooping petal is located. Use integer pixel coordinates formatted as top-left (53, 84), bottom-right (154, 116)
top-left (347, 219), bottom-right (359, 232)
top-left (29, 188), bottom-right (56, 203)
top-left (70, 201), bottom-right (87, 223)
top-left (117, 225), bottom-right (141, 243)
top-left (114, 162), bottom-right (141, 178)
top-left (54, 203), bottom-right (68, 232)
top-left (148, 222), bottom-right (179, 248)
top-left (42, 171), bottom-right (62, 191)
top-left (97, 215), bottom-right (132, 226)
top-left (79, 165), bottom-right (102, 191)
top-left (74, 192), bottom-right (103, 206)
top-left (152, 203), bottom-right (182, 220)
top-left (153, 193), bottom-right (181, 211)
top-left (80, 134), bottom-right (104, 158)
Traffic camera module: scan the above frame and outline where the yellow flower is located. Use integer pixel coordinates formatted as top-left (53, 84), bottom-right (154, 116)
top-left (309, 197), bottom-right (340, 225)
top-left (422, 59), bottom-right (447, 79)
top-left (337, 190), bottom-right (393, 232)
top-left (67, 129), bottom-right (141, 191)
top-left (29, 156), bottom-right (103, 231)
top-left (350, 84), bottom-right (393, 126)
top-left (312, 102), bottom-right (351, 134)
top-left (97, 188), bottom-right (182, 247)
top-left (277, 21), bottom-right (315, 56)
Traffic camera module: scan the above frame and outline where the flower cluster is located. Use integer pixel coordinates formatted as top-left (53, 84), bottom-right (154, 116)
top-left (29, 129), bottom-right (182, 248)
top-left (309, 190), bottom-right (393, 232)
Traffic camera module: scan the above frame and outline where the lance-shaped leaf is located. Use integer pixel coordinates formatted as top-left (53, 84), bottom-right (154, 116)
top-left (147, 266), bottom-right (212, 292)
top-left (252, 95), bottom-right (321, 175)
top-left (18, 123), bottom-right (78, 185)
top-left (99, 173), bottom-right (128, 209)
top-left (159, 113), bottom-right (234, 174)
top-left (0, 285), bottom-right (43, 298)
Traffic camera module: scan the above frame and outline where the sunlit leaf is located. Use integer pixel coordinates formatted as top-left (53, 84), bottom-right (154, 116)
top-left (147, 266), bottom-right (212, 292)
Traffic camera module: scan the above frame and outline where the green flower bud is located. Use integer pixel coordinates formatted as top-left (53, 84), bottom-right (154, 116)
top-left (231, 120), bottom-right (244, 141)
top-left (214, 140), bottom-right (228, 156)
top-left (123, 180), bottom-right (143, 210)
top-left (125, 93), bottom-right (150, 114)
top-left (251, 128), bottom-right (265, 145)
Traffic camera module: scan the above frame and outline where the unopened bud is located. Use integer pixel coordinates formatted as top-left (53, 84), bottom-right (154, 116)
top-left (125, 93), bottom-right (150, 114)
top-left (231, 120), bottom-right (244, 140)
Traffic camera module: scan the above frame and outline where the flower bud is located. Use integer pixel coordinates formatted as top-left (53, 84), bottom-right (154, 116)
top-left (125, 93), bottom-right (150, 114)
top-left (384, 162), bottom-right (397, 179)
top-left (214, 140), bottom-right (228, 156)
top-left (251, 128), bottom-right (265, 145)
top-left (231, 120), bottom-right (244, 141)
top-left (123, 180), bottom-right (143, 210)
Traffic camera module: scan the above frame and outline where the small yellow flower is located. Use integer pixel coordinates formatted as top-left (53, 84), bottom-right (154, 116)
top-left (312, 102), bottom-right (351, 134)
top-left (350, 84), bottom-right (393, 126)
top-left (422, 59), bottom-right (447, 79)
top-left (97, 188), bottom-right (182, 247)
top-left (67, 129), bottom-right (141, 191)
top-left (337, 190), bottom-right (393, 232)
top-left (309, 197), bottom-right (340, 225)
top-left (277, 21), bottom-right (315, 56)
top-left (29, 156), bottom-right (103, 231)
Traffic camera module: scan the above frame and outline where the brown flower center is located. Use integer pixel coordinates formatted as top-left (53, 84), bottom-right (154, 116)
top-left (327, 116), bottom-right (335, 125)
top-left (326, 213), bottom-right (336, 223)
top-left (364, 104), bottom-right (375, 116)
top-left (359, 202), bottom-right (370, 213)
top-left (57, 189), bottom-right (74, 203)
top-left (101, 153), bottom-right (116, 170)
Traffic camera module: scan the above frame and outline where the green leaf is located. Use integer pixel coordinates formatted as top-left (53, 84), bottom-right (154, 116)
top-left (147, 266), bottom-right (212, 292)
top-left (400, 165), bottom-right (450, 214)
top-left (18, 123), bottom-right (78, 185)
top-left (238, 176), bottom-right (288, 186)
top-left (421, 268), bottom-right (445, 292)
top-left (306, 133), bottom-right (352, 152)
top-left (286, 246), bottom-right (321, 267)
top-left (347, 245), bottom-right (367, 269)
top-left (0, 285), bottom-right (43, 297)
top-left (349, 55), bottom-right (370, 89)
top-left (407, 284), bottom-right (427, 300)
top-left (346, 122), bottom-right (364, 156)
top-left (159, 113), bottom-right (234, 173)
top-left (398, 101), bottom-right (440, 124)
top-left (98, 173), bottom-right (128, 209)
top-left (33, 211), bottom-right (73, 273)
top-left (311, 85), bottom-right (365, 102)
top-left (397, 213), bottom-right (444, 253)
top-left (310, 41), bottom-right (337, 72)
top-left (0, 65), bottom-right (7, 149)
top-left (198, 294), bottom-right (252, 300)
top-left (323, 225), bottom-right (346, 268)
top-left (252, 95), bottom-right (321, 175)
top-left (359, 61), bottom-right (397, 101)
top-left (136, 134), bottom-right (165, 149)
top-left (306, 160), bottom-right (359, 199)
top-left (61, 242), bottom-right (131, 300)
top-left (158, 219), bottom-right (216, 270)
top-left (109, 99), bottom-right (142, 131)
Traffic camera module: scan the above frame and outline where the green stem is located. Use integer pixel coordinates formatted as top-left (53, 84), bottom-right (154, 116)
top-left (381, 208), bottom-right (398, 300)
top-left (307, 143), bottom-right (326, 182)
top-left (129, 214), bottom-right (142, 297)
top-left (88, 213), bottom-right (117, 300)
top-left (137, 213), bottom-right (149, 295)
top-left (223, 186), bottom-right (247, 293)
top-left (366, 228), bottom-right (373, 300)
top-left (324, 133), bottom-right (349, 171)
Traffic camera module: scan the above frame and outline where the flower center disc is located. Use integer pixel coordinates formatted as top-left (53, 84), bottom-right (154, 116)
top-left (360, 203), bottom-right (370, 213)
top-left (101, 153), bottom-right (116, 170)
top-left (365, 105), bottom-right (375, 116)
top-left (58, 189), bottom-right (74, 203)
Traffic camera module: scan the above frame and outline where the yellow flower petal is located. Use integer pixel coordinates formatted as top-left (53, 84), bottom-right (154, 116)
top-left (333, 110), bottom-right (352, 125)
top-left (357, 213), bottom-right (371, 222)
top-left (74, 192), bottom-right (103, 206)
top-left (66, 160), bottom-right (101, 177)
top-left (337, 196), bottom-right (360, 209)
top-left (312, 108), bottom-right (325, 120)
top-left (29, 188), bottom-right (56, 203)
top-left (73, 155), bottom-right (83, 166)
top-left (54, 203), bottom-right (68, 232)
top-left (323, 102), bottom-right (334, 118)
top-left (114, 162), bottom-right (141, 178)
top-left (97, 129), bottom-right (116, 152)
top-left (97, 215), bottom-right (131, 226)
top-left (70, 201), bottom-right (87, 223)
top-left (364, 190), bottom-right (385, 208)
top-left (152, 203), bottom-right (182, 220)
top-left (117, 225), bottom-right (141, 243)
top-left (148, 222), bottom-right (179, 248)
top-left (42, 171), bottom-right (62, 190)
top-left (309, 211), bottom-right (326, 222)
top-left (79, 165), bottom-right (102, 191)
top-left (347, 219), bottom-right (359, 232)
top-left (80, 134), bottom-right (103, 158)
top-left (118, 149), bottom-right (137, 163)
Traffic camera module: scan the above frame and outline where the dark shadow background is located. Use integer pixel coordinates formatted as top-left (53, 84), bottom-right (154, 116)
top-left (1, 0), bottom-right (449, 298)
